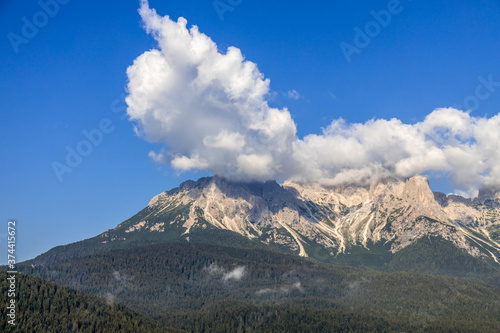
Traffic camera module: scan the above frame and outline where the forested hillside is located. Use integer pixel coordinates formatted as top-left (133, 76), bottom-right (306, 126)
top-left (0, 270), bottom-right (175, 332)
top-left (20, 242), bottom-right (500, 332)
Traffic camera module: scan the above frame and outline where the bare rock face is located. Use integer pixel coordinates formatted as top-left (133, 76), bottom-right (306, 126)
top-left (403, 175), bottom-right (432, 201)
top-left (402, 175), bottom-right (447, 220)
top-left (120, 175), bottom-right (500, 264)
top-left (433, 192), bottom-right (448, 206)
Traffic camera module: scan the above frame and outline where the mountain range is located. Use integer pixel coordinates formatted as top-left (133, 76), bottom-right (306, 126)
top-left (29, 175), bottom-right (500, 274)
top-left (14, 175), bottom-right (500, 332)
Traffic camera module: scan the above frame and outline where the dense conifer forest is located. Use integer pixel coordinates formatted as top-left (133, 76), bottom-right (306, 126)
top-left (0, 270), bottom-right (175, 332)
top-left (14, 242), bottom-right (500, 332)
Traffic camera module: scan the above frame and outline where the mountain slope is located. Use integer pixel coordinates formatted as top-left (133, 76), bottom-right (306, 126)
top-left (26, 175), bottom-right (500, 281)
top-left (19, 242), bottom-right (500, 332)
top-left (0, 270), bottom-right (174, 332)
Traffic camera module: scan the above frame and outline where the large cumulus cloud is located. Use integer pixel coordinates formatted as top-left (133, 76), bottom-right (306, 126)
top-left (126, 1), bottom-right (296, 181)
top-left (127, 1), bottom-right (500, 194)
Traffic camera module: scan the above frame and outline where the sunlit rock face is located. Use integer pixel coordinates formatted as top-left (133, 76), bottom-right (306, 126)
top-left (118, 175), bottom-right (500, 263)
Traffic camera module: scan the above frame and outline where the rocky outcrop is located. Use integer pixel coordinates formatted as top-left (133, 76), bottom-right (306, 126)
top-left (120, 175), bottom-right (500, 263)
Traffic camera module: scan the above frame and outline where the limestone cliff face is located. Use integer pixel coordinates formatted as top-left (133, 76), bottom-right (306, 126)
top-left (117, 175), bottom-right (500, 263)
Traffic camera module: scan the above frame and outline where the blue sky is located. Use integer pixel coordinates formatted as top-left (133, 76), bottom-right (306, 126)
top-left (1, 0), bottom-right (499, 263)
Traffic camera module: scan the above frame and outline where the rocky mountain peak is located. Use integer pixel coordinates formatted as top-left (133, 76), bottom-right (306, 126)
top-left (137, 174), bottom-right (499, 263)
top-left (403, 175), bottom-right (434, 202)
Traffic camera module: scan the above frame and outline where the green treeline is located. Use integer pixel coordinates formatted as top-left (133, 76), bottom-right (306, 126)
top-left (17, 242), bottom-right (500, 332)
top-left (0, 270), bottom-right (176, 332)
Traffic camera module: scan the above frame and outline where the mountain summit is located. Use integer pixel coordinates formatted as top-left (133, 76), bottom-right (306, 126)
top-left (103, 175), bottom-right (499, 263)
top-left (21, 177), bottom-right (500, 332)
top-left (29, 175), bottom-right (500, 270)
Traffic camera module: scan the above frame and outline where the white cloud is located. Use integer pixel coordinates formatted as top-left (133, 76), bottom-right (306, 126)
top-left (222, 266), bottom-right (246, 281)
top-left (237, 154), bottom-right (273, 180)
top-left (205, 263), bottom-right (247, 282)
top-left (291, 108), bottom-right (500, 192)
top-left (105, 292), bottom-right (115, 306)
top-left (127, 1), bottom-right (296, 182)
top-left (171, 155), bottom-right (209, 170)
top-left (287, 90), bottom-right (300, 99)
top-left (256, 282), bottom-right (303, 295)
top-left (203, 130), bottom-right (246, 151)
top-left (205, 263), bottom-right (225, 275)
top-left (127, 1), bottom-right (500, 193)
